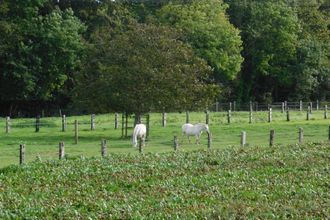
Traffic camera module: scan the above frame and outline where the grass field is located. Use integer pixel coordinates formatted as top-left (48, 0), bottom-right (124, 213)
top-left (0, 110), bottom-right (329, 168)
top-left (0, 142), bottom-right (329, 218)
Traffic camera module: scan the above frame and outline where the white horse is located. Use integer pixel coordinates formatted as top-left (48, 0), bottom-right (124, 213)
top-left (182, 123), bottom-right (210, 144)
top-left (132, 123), bottom-right (146, 147)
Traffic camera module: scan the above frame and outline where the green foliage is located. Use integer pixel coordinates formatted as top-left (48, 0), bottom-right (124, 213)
top-left (158, 0), bottom-right (243, 82)
top-left (75, 22), bottom-right (219, 113)
top-left (0, 142), bottom-right (329, 218)
top-left (0, 0), bottom-right (86, 102)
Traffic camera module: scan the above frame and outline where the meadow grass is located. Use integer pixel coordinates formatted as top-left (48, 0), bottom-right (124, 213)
top-left (0, 142), bottom-right (329, 218)
top-left (0, 110), bottom-right (329, 168)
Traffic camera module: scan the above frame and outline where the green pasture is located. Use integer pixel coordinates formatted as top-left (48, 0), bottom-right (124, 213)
top-left (0, 142), bottom-right (329, 218)
top-left (0, 110), bottom-right (329, 168)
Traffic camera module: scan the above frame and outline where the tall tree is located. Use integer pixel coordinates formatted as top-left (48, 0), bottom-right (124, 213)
top-left (158, 0), bottom-right (243, 85)
top-left (0, 0), bottom-right (86, 107)
top-left (74, 23), bottom-right (219, 114)
top-left (226, 0), bottom-right (300, 102)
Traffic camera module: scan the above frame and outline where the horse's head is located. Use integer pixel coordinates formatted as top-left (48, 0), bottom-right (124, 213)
top-left (204, 124), bottom-right (210, 134)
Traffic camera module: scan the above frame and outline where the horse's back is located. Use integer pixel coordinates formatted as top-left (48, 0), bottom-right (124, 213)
top-left (182, 123), bottom-right (194, 133)
top-left (134, 123), bottom-right (146, 136)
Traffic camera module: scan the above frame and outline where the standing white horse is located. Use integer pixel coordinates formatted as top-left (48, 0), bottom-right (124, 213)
top-left (182, 123), bottom-right (210, 144)
top-left (132, 123), bottom-right (146, 147)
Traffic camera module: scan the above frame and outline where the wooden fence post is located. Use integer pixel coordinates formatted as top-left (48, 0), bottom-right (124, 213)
top-left (307, 107), bottom-right (310, 120)
top-left (284, 101), bottom-right (288, 111)
top-left (62, 115), bottom-right (66, 132)
top-left (233, 101), bottom-right (236, 112)
top-left (286, 108), bottom-right (290, 121)
top-left (186, 111), bottom-right (190, 124)
top-left (173, 136), bottom-right (179, 151)
top-left (91, 114), bottom-right (95, 130)
top-left (35, 115), bottom-right (40, 132)
top-left (229, 102), bottom-right (232, 111)
top-left (59, 109), bottom-right (62, 117)
top-left (139, 138), bottom-right (144, 153)
top-left (249, 101), bottom-right (253, 112)
top-left (115, 113), bottom-right (118, 129)
top-left (299, 128), bottom-right (303, 144)
top-left (309, 102), bottom-right (312, 113)
top-left (59, 142), bottom-right (65, 160)
top-left (101, 139), bottom-right (107, 157)
top-left (162, 112), bottom-right (167, 127)
top-left (316, 100), bottom-right (319, 110)
top-left (281, 102), bottom-right (285, 113)
top-left (146, 114), bottom-right (150, 139)
top-left (19, 144), bottom-right (25, 165)
top-left (249, 110), bottom-right (252, 124)
top-left (121, 112), bottom-right (125, 137)
top-left (205, 110), bottom-right (209, 125)
top-left (5, 116), bottom-right (10, 133)
top-left (74, 120), bottom-right (78, 144)
top-left (269, 130), bottom-right (275, 147)
top-left (299, 100), bottom-right (303, 111)
top-left (207, 133), bottom-right (212, 150)
top-left (241, 131), bottom-right (246, 147)
top-left (227, 110), bottom-right (231, 124)
top-left (324, 105), bottom-right (328, 119)
top-left (268, 108), bottom-right (272, 123)
top-left (125, 113), bottom-right (128, 138)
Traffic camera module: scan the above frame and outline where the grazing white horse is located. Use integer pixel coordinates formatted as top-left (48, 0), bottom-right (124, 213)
top-left (182, 123), bottom-right (210, 144)
top-left (132, 123), bottom-right (146, 147)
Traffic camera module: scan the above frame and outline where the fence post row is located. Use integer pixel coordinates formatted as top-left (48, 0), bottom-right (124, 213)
top-left (138, 138), bottom-right (144, 153)
top-left (59, 142), bottom-right (65, 160)
top-left (307, 107), bottom-right (310, 120)
top-left (5, 116), bottom-right (10, 133)
top-left (101, 139), bottom-right (107, 157)
top-left (241, 131), bottom-right (246, 147)
top-left (227, 110), bottom-right (231, 124)
top-left (268, 108), bottom-right (272, 123)
top-left (207, 133), bottom-right (212, 150)
top-left (62, 115), bottom-right (66, 132)
top-left (286, 108), bottom-right (290, 121)
top-left (35, 115), bottom-right (40, 132)
top-left (205, 110), bottom-right (209, 125)
top-left (173, 136), bottom-right (179, 151)
top-left (299, 128), bottom-right (303, 144)
top-left (324, 105), bottom-right (328, 119)
top-left (146, 114), bottom-right (150, 139)
top-left (269, 130), bottom-right (275, 147)
top-left (186, 111), bottom-right (190, 124)
top-left (19, 144), bottom-right (25, 165)
top-left (91, 114), bottom-right (95, 130)
top-left (125, 113), bottom-right (128, 138)
top-left (162, 112), bottom-right (167, 127)
top-left (74, 120), bottom-right (78, 144)
top-left (115, 113), bottom-right (119, 129)
top-left (121, 112), bottom-right (125, 137)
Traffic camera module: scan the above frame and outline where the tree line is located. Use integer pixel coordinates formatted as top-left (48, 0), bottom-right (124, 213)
top-left (0, 0), bottom-right (329, 115)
